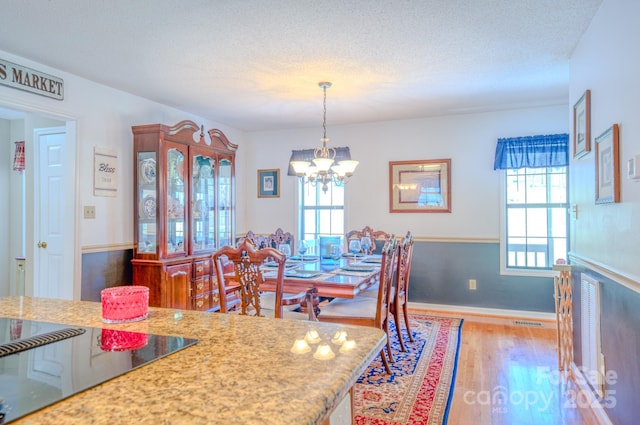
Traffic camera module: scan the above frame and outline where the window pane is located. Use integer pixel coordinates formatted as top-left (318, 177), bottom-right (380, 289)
top-left (550, 208), bottom-right (567, 237)
top-left (303, 210), bottom-right (316, 235)
top-left (506, 170), bottom-right (526, 204)
top-left (527, 236), bottom-right (548, 267)
top-left (552, 237), bottom-right (568, 264)
top-left (507, 209), bottom-right (526, 237)
top-left (330, 210), bottom-right (344, 234)
top-left (303, 185), bottom-right (317, 206)
top-left (318, 186), bottom-right (333, 206)
top-left (507, 237), bottom-right (526, 267)
top-left (331, 185), bottom-right (344, 206)
top-left (525, 171), bottom-right (547, 203)
top-left (526, 208), bottom-right (547, 237)
top-left (549, 173), bottom-right (567, 203)
top-left (317, 210), bottom-right (330, 234)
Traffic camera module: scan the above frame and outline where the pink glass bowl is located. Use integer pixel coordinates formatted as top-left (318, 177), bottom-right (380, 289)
top-left (101, 285), bottom-right (149, 323)
top-left (100, 328), bottom-right (149, 351)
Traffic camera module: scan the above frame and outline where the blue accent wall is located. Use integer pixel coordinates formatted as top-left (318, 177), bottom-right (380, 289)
top-left (569, 263), bottom-right (640, 425)
top-left (81, 249), bottom-right (133, 301)
top-left (409, 241), bottom-right (555, 313)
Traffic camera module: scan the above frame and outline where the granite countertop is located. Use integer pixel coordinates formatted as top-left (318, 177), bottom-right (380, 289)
top-left (0, 297), bottom-right (385, 425)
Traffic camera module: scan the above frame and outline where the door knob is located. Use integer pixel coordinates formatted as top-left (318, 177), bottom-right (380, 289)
top-left (37, 241), bottom-right (48, 248)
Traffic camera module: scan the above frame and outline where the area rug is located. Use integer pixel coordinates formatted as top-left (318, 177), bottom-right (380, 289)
top-left (353, 314), bottom-right (463, 425)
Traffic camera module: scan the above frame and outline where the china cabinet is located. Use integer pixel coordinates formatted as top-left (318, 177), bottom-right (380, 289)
top-left (131, 120), bottom-right (237, 311)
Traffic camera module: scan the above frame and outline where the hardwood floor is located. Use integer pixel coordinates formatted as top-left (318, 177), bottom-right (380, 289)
top-left (411, 310), bottom-right (599, 425)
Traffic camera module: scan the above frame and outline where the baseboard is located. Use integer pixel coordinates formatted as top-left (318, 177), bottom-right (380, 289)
top-left (407, 302), bottom-right (556, 323)
top-left (570, 362), bottom-right (614, 425)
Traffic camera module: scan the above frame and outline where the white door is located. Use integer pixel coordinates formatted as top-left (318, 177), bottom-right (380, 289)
top-left (33, 126), bottom-right (74, 299)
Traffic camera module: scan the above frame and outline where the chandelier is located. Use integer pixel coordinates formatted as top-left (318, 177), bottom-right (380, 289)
top-left (290, 82), bottom-right (359, 193)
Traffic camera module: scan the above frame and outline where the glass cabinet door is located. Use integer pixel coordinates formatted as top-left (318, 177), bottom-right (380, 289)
top-left (166, 147), bottom-right (186, 255)
top-left (217, 158), bottom-right (233, 248)
top-left (137, 152), bottom-right (157, 254)
top-left (191, 153), bottom-right (215, 252)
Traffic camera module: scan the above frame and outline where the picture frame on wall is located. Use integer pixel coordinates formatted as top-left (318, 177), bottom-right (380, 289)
top-left (257, 168), bottom-right (280, 198)
top-left (595, 124), bottom-right (620, 204)
top-left (573, 89), bottom-right (591, 158)
top-left (389, 159), bottom-right (451, 213)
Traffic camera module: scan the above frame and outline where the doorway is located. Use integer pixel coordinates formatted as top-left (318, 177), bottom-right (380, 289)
top-left (1, 104), bottom-right (77, 300)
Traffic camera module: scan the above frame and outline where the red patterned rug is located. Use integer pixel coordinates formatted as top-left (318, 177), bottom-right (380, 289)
top-left (353, 314), bottom-right (463, 425)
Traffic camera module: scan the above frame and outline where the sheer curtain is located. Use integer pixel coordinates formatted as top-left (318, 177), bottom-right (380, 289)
top-left (493, 133), bottom-right (569, 170)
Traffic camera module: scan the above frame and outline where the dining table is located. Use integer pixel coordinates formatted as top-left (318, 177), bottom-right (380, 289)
top-left (260, 254), bottom-right (382, 299)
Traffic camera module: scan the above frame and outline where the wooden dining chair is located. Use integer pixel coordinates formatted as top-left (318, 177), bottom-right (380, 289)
top-left (317, 237), bottom-right (398, 374)
top-left (390, 231), bottom-right (415, 351)
top-left (213, 240), bottom-right (316, 320)
top-left (267, 227), bottom-right (295, 253)
top-left (237, 230), bottom-right (268, 249)
top-left (345, 225), bottom-right (392, 255)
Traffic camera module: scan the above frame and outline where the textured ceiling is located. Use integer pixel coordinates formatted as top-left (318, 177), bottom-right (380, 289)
top-left (0, 0), bottom-right (602, 131)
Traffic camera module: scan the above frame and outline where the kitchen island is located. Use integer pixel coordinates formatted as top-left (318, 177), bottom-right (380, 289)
top-left (0, 297), bottom-right (385, 424)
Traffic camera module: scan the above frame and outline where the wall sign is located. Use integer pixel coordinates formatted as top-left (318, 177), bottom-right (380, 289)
top-left (94, 147), bottom-right (118, 197)
top-left (0, 58), bottom-right (64, 100)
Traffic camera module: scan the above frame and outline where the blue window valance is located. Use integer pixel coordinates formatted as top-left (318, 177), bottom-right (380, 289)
top-left (287, 146), bottom-right (352, 176)
top-left (493, 133), bottom-right (569, 170)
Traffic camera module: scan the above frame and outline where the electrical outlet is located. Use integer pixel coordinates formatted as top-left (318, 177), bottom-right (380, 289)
top-left (84, 205), bottom-right (96, 219)
top-left (469, 279), bottom-right (477, 290)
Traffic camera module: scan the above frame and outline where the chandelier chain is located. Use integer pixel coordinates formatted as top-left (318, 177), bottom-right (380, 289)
top-left (322, 84), bottom-right (327, 144)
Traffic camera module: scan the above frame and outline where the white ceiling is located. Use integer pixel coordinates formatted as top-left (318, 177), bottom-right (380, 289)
top-left (0, 0), bottom-right (602, 131)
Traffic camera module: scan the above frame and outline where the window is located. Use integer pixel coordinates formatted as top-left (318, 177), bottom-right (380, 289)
top-left (494, 133), bottom-right (569, 273)
top-left (504, 166), bottom-right (568, 270)
top-left (298, 182), bottom-right (344, 252)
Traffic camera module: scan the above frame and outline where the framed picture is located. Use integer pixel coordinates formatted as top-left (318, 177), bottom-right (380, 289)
top-left (94, 147), bottom-right (118, 197)
top-left (573, 89), bottom-right (591, 158)
top-left (389, 159), bottom-right (451, 213)
top-left (595, 124), bottom-right (620, 204)
top-left (257, 169), bottom-right (280, 198)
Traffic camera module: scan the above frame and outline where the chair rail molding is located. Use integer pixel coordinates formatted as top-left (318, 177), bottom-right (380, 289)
top-left (82, 242), bottom-right (134, 254)
top-left (569, 252), bottom-right (640, 295)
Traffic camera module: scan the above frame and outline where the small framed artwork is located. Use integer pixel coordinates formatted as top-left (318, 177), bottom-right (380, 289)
top-left (595, 124), bottom-right (620, 204)
top-left (389, 159), bottom-right (451, 213)
top-left (257, 169), bottom-right (280, 198)
top-left (573, 89), bottom-right (591, 158)
top-left (94, 147), bottom-right (118, 197)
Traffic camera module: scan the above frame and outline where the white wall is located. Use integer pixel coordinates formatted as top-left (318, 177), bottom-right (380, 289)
top-left (569, 0), bottom-right (640, 278)
top-left (0, 49), bottom-right (248, 248)
top-left (0, 49), bottom-right (248, 297)
top-left (242, 104), bottom-right (569, 239)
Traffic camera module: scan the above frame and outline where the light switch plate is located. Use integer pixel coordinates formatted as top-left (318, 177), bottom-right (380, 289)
top-left (628, 156), bottom-right (640, 179)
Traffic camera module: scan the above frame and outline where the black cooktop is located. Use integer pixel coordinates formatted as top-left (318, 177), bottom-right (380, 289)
top-left (0, 318), bottom-right (198, 423)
